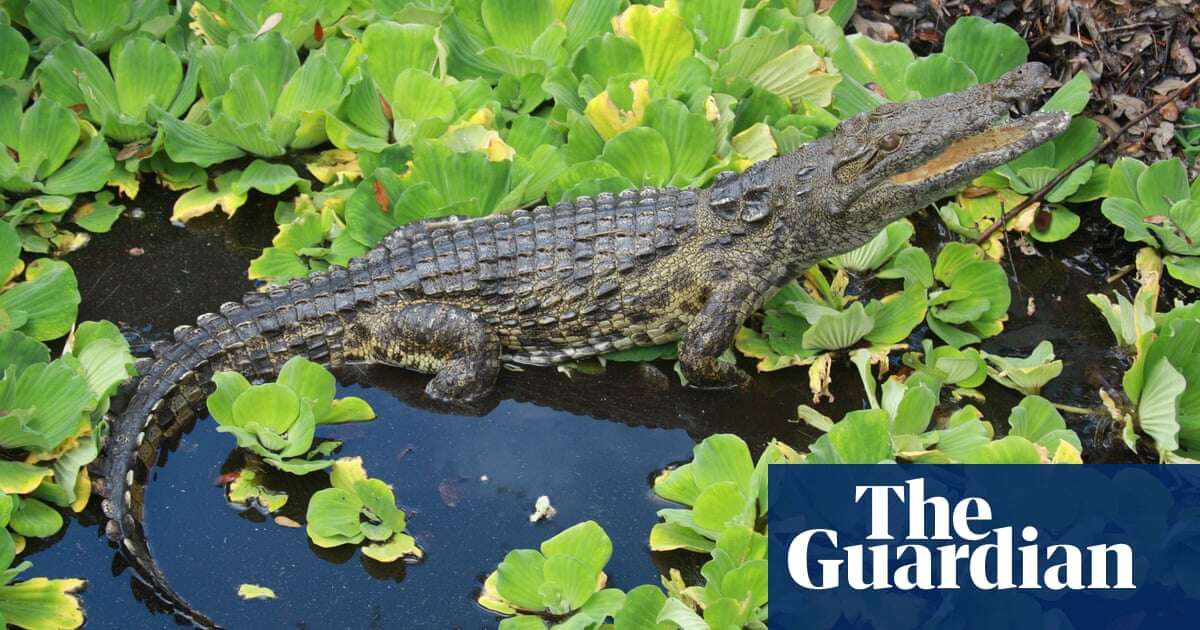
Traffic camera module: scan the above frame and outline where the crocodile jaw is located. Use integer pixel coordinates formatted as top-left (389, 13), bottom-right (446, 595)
top-left (888, 111), bottom-right (1072, 189)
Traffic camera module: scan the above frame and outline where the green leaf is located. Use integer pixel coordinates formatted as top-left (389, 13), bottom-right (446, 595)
top-left (657, 597), bottom-right (708, 629)
top-left (18, 98), bottom-right (78, 181)
top-left (812, 409), bottom-right (894, 463)
top-left (9, 497), bottom-right (62, 538)
top-left (690, 434), bottom-right (755, 497)
top-left (648, 521), bottom-right (714, 553)
top-left (982, 341), bottom-right (1063, 395)
top-left (233, 161), bottom-right (303, 196)
top-left (0, 221), bottom-right (19, 279)
top-left (69, 320), bottom-right (135, 399)
top-left (1008, 395), bottom-right (1082, 452)
top-left (614, 584), bottom-right (668, 630)
top-left (496, 549), bottom-right (547, 611)
top-left (691, 481), bottom-right (751, 533)
top-left (1137, 158), bottom-right (1190, 216)
top-left (1107, 157), bottom-right (1147, 201)
top-left (1101, 197), bottom-right (1156, 245)
top-left (0, 22), bottom-right (28, 81)
top-left (1136, 354), bottom-right (1185, 452)
top-left (904, 54), bottom-right (977, 98)
top-left (889, 382), bottom-right (937, 435)
top-left (959, 435), bottom-right (1043, 464)
top-left (390, 70), bottom-right (455, 137)
top-left (207, 371), bottom-right (251, 427)
top-left (157, 115), bottom-right (245, 167)
top-left (613, 3), bottom-right (695, 85)
top-left (363, 22), bottom-right (439, 97)
top-left (541, 555), bottom-right (596, 614)
top-left (482, 0), bottom-right (555, 50)
top-left (71, 191), bottom-right (124, 233)
top-left (112, 36), bottom-right (181, 119)
top-left (831, 34), bottom-right (915, 102)
top-left (362, 532), bottom-right (421, 562)
top-left (1165, 256), bottom-right (1200, 289)
top-left (0, 331), bottom-right (50, 374)
top-left (1041, 72), bottom-right (1091, 115)
top-left (223, 66), bottom-right (272, 127)
top-left (41, 135), bottom-right (113, 196)
top-left (943, 16), bottom-right (1028, 83)
top-left (643, 100), bottom-right (716, 185)
top-left (306, 487), bottom-right (365, 547)
top-left (276, 53), bottom-right (343, 119)
top-left (801, 302), bottom-right (873, 351)
top-left (748, 46), bottom-right (839, 108)
top-left (540, 520), bottom-right (611, 577)
top-left (1030, 205), bottom-right (1080, 243)
top-left (0, 461), bottom-right (53, 495)
top-left (0, 259), bottom-right (80, 342)
top-left (232, 383), bottom-right (299, 435)
top-left (831, 220), bottom-right (913, 272)
top-left (601, 127), bottom-right (671, 187)
top-left (864, 288), bottom-right (927, 345)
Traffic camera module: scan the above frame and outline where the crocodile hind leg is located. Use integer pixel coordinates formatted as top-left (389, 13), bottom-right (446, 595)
top-left (678, 284), bottom-right (756, 388)
top-left (358, 303), bottom-right (501, 402)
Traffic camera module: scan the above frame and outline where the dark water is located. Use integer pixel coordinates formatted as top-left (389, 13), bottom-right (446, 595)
top-left (31, 185), bottom-right (1138, 628)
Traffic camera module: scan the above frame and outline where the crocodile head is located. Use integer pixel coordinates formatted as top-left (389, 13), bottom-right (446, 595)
top-left (812, 62), bottom-right (1070, 236)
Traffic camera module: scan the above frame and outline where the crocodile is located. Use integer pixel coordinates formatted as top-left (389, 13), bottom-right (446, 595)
top-left (97, 62), bottom-right (1068, 626)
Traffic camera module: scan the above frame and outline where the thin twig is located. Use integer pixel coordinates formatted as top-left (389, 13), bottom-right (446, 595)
top-left (973, 72), bottom-right (1200, 246)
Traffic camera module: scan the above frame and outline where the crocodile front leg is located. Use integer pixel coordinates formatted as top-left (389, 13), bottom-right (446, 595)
top-left (358, 303), bottom-right (501, 402)
top-left (678, 284), bottom-right (757, 388)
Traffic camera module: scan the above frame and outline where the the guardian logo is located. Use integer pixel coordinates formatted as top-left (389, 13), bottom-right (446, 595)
top-left (786, 478), bottom-right (1136, 591)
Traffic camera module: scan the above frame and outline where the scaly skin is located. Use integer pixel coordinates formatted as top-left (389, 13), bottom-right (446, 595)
top-left (97, 63), bottom-right (1069, 626)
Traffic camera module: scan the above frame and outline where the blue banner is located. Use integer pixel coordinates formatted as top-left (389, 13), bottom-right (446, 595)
top-left (768, 465), bottom-right (1200, 629)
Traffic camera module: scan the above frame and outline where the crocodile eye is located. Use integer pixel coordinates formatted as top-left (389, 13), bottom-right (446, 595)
top-left (877, 133), bottom-right (902, 152)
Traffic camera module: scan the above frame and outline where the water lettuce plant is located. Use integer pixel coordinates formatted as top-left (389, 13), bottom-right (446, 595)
top-left (735, 259), bottom-right (928, 400)
top-left (206, 356), bottom-right (375, 474)
top-left (0, 321), bottom-right (136, 533)
top-left (1100, 158), bottom-right (1200, 287)
top-left (0, 493), bottom-right (85, 630)
top-left (981, 341), bottom-right (1063, 396)
top-left (799, 350), bottom-right (1082, 464)
top-left (37, 37), bottom-right (196, 143)
top-left (0, 91), bottom-right (114, 196)
top-left (248, 187), bottom-right (364, 284)
top-left (0, 11), bottom-right (29, 98)
top-left (17, 0), bottom-right (176, 53)
top-left (478, 520), bottom-right (623, 628)
top-left (651, 434), bottom-right (799, 554)
top-left (923, 243), bottom-right (1012, 348)
top-left (305, 457), bottom-right (422, 563)
top-left (1, 223), bottom-right (79, 341)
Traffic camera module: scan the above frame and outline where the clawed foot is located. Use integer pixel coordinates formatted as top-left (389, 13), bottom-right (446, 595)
top-left (681, 360), bottom-right (751, 390)
top-left (425, 366), bottom-right (496, 403)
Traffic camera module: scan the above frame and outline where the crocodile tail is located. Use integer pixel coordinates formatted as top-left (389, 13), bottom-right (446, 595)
top-left (98, 269), bottom-right (361, 627)
top-left (99, 328), bottom-right (226, 628)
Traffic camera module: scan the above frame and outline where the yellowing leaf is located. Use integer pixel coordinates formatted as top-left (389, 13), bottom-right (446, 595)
top-left (171, 171), bottom-right (246, 222)
top-left (1051, 440), bottom-right (1083, 464)
top-left (237, 583), bottom-right (277, 600)
top-left (613, 4), bottom-right (693, 84)
top-left (0, 577), bottom-right (86, 630)
top-left (0, 462), bottom-right (53, 494)
top-left (731, 123), bottom-right (777, 166)
top-left (305, 149), bottom-right (361, 185)
top-left (584, 79), bottom-right (650, 141)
